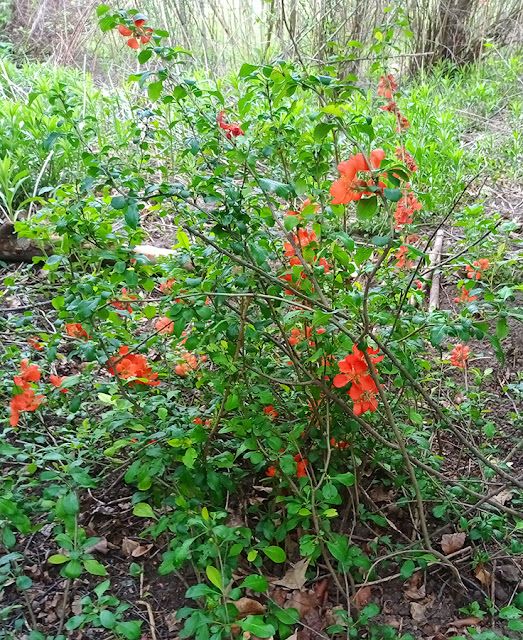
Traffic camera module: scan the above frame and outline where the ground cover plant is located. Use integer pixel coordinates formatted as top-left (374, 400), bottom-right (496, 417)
top-left (1, 5), bottom-right (523, 640)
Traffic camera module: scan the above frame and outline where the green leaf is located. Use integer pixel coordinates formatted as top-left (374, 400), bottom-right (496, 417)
top-left (62, 492), bottom-right (80, 515)
top-left (496, 317), bottom-right (509, 340)
top-left (400, 559), bottom-right (416, 580)
top-left (274, 607), bottom-right (299, 624)
top-left (177, 229), bottom-right (190, 250)
top-left (284, 215), bottom-right (300, 232)
top-left (312, 310), bottom-right (332, 327)
top-left (133, 503), bottom-right (155, 519)
top-left (111, 196), bottom-right (126, 209)
top-left (182, 448), bottom-right (197, 468)
top-left (354, 247), bottom-right (373, 267)
top-left (333, 472), bottom-right (355, 487)
top-left (239, 63), bottom-right (259, 77)
top-left (84, 559), bottom-right (107, 576)
top-left (125, 202), bottom-right (140, 229)
top-left (2, 526), bottom-right (15, 548)
top-left (371, 235), bottom-right (390, 247)
top-left (313, 122), bottom-right (335, 143)
top-left (383, 188), bottom-right (402, 202)
top-left (262, 546), bottom-right (286, 563)
top-left (240, 616), bottom-right (276, 638)
top-left (185, 583), bottom-right (220, 599)
top-left (43, 131), bottom-right (64, 150)
top-left (356, 196), bottom-right (378, 220)
top-left (96, 4), bottom-right (110, 16)
top-left (65, 615), bottom-right (85, 630)
top-left (16, 575), bottom-right (32, 590)
top-left (148, 81), bottom-right (163, 101)
top-left (64, 559), bottom-right (82, 578)
top-left (240, 574), bottom-right (268, 593)
top-left (429, 325), bottom-right (447, 346)
top-left (225, 393), bottom-right (239, 411)
top-left (100, 609), bottom-right (117, 629)
top-left (48, 554), bottom-right (69, 564)
top-left (115, 621), bottom-right (142, 640)
top-left (138, 49), bottom-right (153, 64)
top-left (258, 178), bottom-right (291, 198)
top-left (205, 565), bottom-right (223, 591)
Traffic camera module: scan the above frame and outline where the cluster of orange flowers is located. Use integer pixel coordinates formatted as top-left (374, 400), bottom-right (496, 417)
top-left (65, 323), bottom-right (90, 339)
top-left (266, 453), bottom-right (308, 479)
top-left (466, 259), bottom-right (490, 280)
top-left (330, 149), bottom-right (386, 205)
top-left (108, 346), bottom-right (160, 386)
top-left (379, 74), bottom-right (410, 132)
top-left (281, 201), bottom-right (331, 295)
top-left (9, 360), bottom-right (45, 426)
top-left (333, 345), bottom-right (385, 416)
top-left (174, 352), bottom-right (207, 377)
top-left (9, 359), bottom-right (70, 426)
top-left (454, 286), bottom-right (478, 304)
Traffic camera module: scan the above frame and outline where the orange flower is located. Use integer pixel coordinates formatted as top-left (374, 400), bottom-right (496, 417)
top-left (65, 323), bottom-right (89, 339)
top-left (266, 466), bottom-right (277, 477)
top-left (454, 286), bottom-right (478, 304)
top-left (50, 375), bottom-right (68, 393)
top-left (330, 149), bottom-right (385, 205)
top-left (318, 257), bottom-right (331, 273)
top-left (108, 346), bottom-right (160, 386)
top-left (14, 359), bottom-right (41, 390)
top-left (284, 229), bottom-right (317, 257)
top-left (116, 18), bottom-right (152, 49)
top-left (394, 193), bottom-right (421, 229)
top-left (395, 147), bottom-right (418, 172)
top-left (378, 74), bottom-right (397, 99)
top-left (466, 259), bottom-right (489, 280)
top-left (350, 379), bottom-right (379, 415)
top-left (263, 405), bottom-right (278, 419)
top-left (174, 352), bottom-right (198, 377)
top-left (333, 345), bottom-right (383, 416)
top-left (450, 345), bottom-right (469, 368)
top-left (9, 389), bottom-right (45, 427)
top-left (160, 278), bottom-right (175, 294)
top-left (294, 454), bottom-right (308, 479)
top-left (216, 111), bottom-right (244, 139)
top-left (112, 288), bottom-right (136, 313)
top-left (394, 245), bottom-right (414, 269)
top-left (155, 317), bottom-right (173, 334)
top-left (28, 337), bottom-right (43, 351)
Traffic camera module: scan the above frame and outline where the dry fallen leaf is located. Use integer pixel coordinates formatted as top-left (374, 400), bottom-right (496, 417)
top-left (410, 602), bottom-right (428, 622)
top-left (441, 532), bottom-right (466, 555)
top-left (84, 537), bottom-right (110, 554)
top-left (404, 572), bottom-right (426, 601)
top-left (475, 565), bottom-right (492, 586)
top-left (355, 586), bottom-right (372, 608)
top-left (491, 490), bottom-right (513, 506)
top-left (286, 590), bottom-right (319, 618)
top-left (234, 597), bottom-right (266, 617)
top-left (448, 616), bottom-right (481, 628)
top-left (314, 577), bottom-right (329, 604)
top-left (131, 543), bottom-right (153, 557)
top-left (122, 537), bottom-right (140, 556)
top-left (369, 485), bottom-right (393, 503)
top-left (274, 558), bottom-right (310, 590)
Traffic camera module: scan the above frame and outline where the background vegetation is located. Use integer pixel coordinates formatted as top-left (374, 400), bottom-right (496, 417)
top-left (0, 3), bottom-right (523, 640)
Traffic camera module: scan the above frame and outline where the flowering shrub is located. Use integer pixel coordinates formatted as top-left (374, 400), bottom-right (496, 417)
top-left (1, 8), bottom-right (523, 639)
